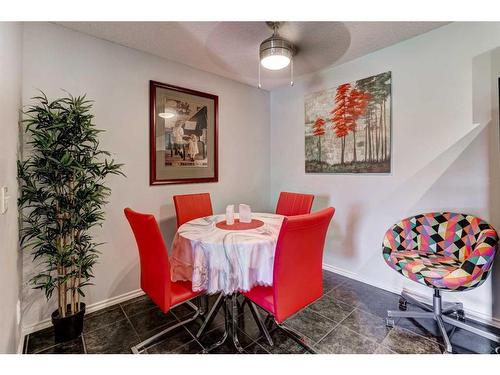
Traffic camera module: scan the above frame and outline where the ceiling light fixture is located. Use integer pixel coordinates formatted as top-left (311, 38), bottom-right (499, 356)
top-left (259, 22), bottom-right (296, 88)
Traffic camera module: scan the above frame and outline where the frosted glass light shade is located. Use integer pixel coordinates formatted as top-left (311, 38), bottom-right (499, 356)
top-left (261, 54), bottom-right (291, 70)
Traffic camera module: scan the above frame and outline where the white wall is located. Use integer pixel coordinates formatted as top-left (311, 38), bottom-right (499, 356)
top-left (474, 47), bottom-right (500, 319)
top-left (0, 22), bottom-right (22, 353)
top-left (21, 23), bottom-right (271, 329)
top-left (270, 22), bottom-right (500, 322)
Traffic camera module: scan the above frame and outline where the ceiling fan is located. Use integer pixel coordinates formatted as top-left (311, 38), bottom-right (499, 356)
top-left (203, 21), bottom-right (351, 89)
top-left (258, 22), bottom-right (296, 88)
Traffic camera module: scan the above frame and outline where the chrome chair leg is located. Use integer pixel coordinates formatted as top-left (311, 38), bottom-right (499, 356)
top-left (131, 300), bottom-right (200, 354)
top-left (441, 315), bottom-right (500, 343)
top-left (387, 310), bottom-right (435, 320)
top-left (385, 310), bottom-right (434, 328)
top-left (436, 315), bottom-right (453, 353)
top-left (247, 300), bottom-right (274, 346)
top-left (278, 324), bottom-right (317, 354)
top-left (196, 293), bottom-right (224, 338)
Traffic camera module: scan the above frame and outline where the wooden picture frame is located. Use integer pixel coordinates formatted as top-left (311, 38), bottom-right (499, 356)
top-left (149, 80), bottom-right (218, 185)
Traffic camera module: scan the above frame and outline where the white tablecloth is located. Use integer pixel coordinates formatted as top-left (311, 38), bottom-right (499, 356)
top-left (171, 213), bottom-right (284, 295)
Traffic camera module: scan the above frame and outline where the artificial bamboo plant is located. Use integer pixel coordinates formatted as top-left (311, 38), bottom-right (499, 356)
top-left (18, 92), bottom-right (124, 317)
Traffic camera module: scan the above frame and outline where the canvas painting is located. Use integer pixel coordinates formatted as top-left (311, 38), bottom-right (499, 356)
top-left (305, 71), bottom-right (391, 173)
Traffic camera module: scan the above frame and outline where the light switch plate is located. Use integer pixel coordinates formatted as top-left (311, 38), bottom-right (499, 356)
top-left (16, 300), bottom-right (21, 325)
top-left (0, 186), bottom-right (9, 214)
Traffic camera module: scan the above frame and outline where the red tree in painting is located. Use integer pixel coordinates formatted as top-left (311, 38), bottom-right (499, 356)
top-left (312, 117), bottom-right (326, 162)
top-left (332, 83), bottom-right (371, 165)
top-left (331, 83), bottom-right (351, 164)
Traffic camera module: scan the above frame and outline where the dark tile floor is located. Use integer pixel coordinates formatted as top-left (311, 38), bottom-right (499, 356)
top-left (24, 271), bottom-right (500, 354)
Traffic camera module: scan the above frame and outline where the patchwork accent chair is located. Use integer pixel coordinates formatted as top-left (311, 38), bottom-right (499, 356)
top-left (383, 212), bottom-right (499, 353)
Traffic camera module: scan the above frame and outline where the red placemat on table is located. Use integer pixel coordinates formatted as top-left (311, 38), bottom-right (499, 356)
top-left (216, 219), bottom-right (264, 230)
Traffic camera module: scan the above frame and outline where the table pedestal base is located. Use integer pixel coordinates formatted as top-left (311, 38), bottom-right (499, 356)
top-left (197, 293), bottom-right (316, 354)
top-left (197, 293), bottom-right (275, 353)
top-left (198, 294), bottom-right (245, 353)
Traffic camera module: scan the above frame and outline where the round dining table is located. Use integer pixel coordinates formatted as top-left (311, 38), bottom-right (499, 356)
top-left (170, 212), bottom-right (284, 352)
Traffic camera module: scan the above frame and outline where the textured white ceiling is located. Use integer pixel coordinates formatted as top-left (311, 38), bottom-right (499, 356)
top-left (56, 21), bottom-right (447, 90)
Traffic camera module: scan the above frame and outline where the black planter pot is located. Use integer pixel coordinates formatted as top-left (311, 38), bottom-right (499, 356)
top-left (51, 303), bottom-right (86, 343)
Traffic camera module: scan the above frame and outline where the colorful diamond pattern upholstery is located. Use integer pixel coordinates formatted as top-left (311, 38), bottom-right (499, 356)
top-left (383, 212), bottom-right (498, 291)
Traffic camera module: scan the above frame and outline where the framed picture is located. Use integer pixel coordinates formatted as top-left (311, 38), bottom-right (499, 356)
top-left (305, 71), bottom-right (392, 174)
top-left (150, 80), bottom-right (218, 185)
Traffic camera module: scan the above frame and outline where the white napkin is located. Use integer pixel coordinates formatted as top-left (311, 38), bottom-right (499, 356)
top-left (239, 204), bottom-right (252, 223)
top-left (225, 204), bottom-right (235, 225)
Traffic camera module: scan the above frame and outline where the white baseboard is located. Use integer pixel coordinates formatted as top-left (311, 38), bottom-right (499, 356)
top-left (322, 263), bottom-right (500, 330)
top-left (18, 288), bottom-right (145, 353)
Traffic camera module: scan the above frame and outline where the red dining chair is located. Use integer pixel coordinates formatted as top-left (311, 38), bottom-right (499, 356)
top-left (173, 193), bottom-right (213, 228)
top-left (275, 191), bottom-right (315, 216)
top-left (124, 208), bottom-right (203, 354)
top-left (242, 207), bottom-right (335, 349)
top-left (172, 193), bottom-right (213, 314)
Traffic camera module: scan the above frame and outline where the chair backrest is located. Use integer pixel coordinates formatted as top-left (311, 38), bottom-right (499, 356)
top-left (124, 208), bottom-right (172, 312)
top-left (383, 212), bottom-right (497, 262)
top-left (272, 207), bottom-right (335, 323)
top-left (173, 193), bottom-right (213, 228)
top-left (275, 191), bottom-right (315, 216)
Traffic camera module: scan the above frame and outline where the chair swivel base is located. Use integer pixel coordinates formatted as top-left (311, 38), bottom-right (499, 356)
top-left (386, 289), bottom-right (500, 353)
